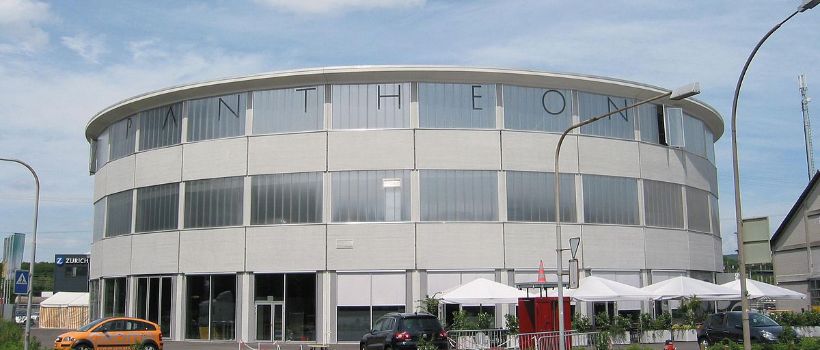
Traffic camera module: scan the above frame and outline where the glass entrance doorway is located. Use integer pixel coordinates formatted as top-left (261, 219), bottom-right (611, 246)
top-left (256, 303), bottom-right (284, 341)
top-left (136, 276), bottom-right (172, 337)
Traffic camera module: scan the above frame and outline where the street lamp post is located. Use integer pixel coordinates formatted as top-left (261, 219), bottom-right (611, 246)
top-left (554, 83), bottom-right (700, 350)
top-left (731, 2), bottom-right (818, 349)
top-left (0, 158), bottom-right (40, 350)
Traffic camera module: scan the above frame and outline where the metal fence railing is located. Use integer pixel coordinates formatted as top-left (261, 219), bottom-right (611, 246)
top-left (447, 330), bottom-right (602, 350)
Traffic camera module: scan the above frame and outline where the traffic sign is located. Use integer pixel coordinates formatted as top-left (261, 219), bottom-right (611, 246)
top-left (14, 270), bottom-right (29, 295)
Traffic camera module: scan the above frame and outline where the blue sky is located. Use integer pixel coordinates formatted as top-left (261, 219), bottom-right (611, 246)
top-left (0, 0), bottom-right (818, 262)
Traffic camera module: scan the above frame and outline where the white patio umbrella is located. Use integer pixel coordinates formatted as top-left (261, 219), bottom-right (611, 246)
top-left (440, 278), bottom-right (527, 304)
top-left (561, 276), bottom-right (653, 302)
top-left (721, 279), bottom-right (806, 300)
top-left (642, 276), bottom-right (740, 301)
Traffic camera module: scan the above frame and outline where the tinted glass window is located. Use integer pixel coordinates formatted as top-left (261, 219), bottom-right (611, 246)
top-left (373, 318), bottom-right (388, 331)
top-left (139, 103), bottom-right (182, 151)
top-left (80, 318), bottom-right (106, 332)
top-left (418, 83), bottom-right (496, 128)
top-left (332, 83), bottom-right (411, 129)
top-left (727, 313), bottom-right (741, 327)
top-left (253, 86), bottom-right (324, 134)
top-left (187, 93), bottom-right (247, 142)
top-left (506, 171), bottom-right (576, 223)
top-left (184, 177), bottom-right (244, 228)
top-left (503, 85), bottom-right (572, 132)
top-left (578, 92), bottom-right (635, 140)
top-left (749, 313), bottom-right (778, 327)
top-left (332, 170), bottom-right (411, 222)
top-left (582, 175), bottom-right (639, 225)
top-left (401, 317), bottom-right (441, 332)
top-left (420, 170), bottom-right (498, 221)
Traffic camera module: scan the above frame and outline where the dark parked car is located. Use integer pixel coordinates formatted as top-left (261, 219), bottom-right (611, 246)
top-left (360, 312), bottom-right (448, 350)
top-left (698, 311), bottom-right (784, 345)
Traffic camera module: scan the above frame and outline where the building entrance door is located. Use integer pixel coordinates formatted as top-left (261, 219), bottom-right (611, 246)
top-left (255, 302), bottom-right (284, 341)
top-left (135, 276), bottom-right (173, 337)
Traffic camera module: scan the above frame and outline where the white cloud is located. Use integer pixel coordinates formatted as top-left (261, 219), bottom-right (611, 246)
top-left (127, 39), bottom-right (167, 62)
top-left (0, 0), bottom-right (51, 54)
top-left (254, 0), bottom-right (424, 14)
top-left (61, 33), bottom-right (107, 64)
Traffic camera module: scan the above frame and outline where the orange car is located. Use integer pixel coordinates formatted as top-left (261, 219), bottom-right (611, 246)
top-left (54, 317), bottom-right (163, 350)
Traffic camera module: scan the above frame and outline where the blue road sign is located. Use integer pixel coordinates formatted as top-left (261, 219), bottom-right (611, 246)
top-left (14, 270), bottom-right (29, 295)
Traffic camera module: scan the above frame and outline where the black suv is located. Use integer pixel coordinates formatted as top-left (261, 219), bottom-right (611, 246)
top-left (698, 311), bottom-right (784, 345)
top-left (360, 312), bottom-right (448, 350)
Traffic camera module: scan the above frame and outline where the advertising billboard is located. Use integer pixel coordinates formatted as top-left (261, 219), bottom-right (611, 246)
top-left (2, 233), bottom-right (25, 281)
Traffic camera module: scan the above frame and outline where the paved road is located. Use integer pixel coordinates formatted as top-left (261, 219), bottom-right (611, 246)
top-left (31, 328), bottom-right (700, 350)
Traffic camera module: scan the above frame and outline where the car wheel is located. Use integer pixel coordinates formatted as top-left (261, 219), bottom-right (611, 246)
top-left (144, 343), bottom-right (159, 350)
top-left (72, 344), bottom-right (93, 350)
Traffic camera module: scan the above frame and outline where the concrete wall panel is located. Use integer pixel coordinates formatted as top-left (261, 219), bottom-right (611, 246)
top-left (644, 228), bottom-right (689, 270)
top-left (688, 233), bottom-right (716, 271)
top-left (326, 223), bottom-right (415, 270)
top-left (501, 132), bottom-right (578, 172)
top-left (105, 156), bottom-right (136, 195)
top-left (581, 226), bottom-right (645, 269)
top-left (685, 154), bottom-right (717, 193)
top-left (130, 231), bottom-right (179, 274)
top-left (639, 144), bottom-right (686, 184)
top-left (415, 130), bottom-right (500, 170)
top-left (93, 166), bottom-right (108, 202)
top-left (774, 250), bottom-right (810, 281)
top-left (248, 133), bottom-right (326, 174)
top-left (179, 228), bottom-right (245, 273)
top-left (328, 130), bottom-right (414, 171)
top-left (135, 146), bottom-right (183, 188)
top-left (578, 137), bottom-right (640, 178)
top-left (247, 225), bottom-right (326, 272)
top-left (417, 223), bottom-right (504, 269)
top-left (182, 138), bottom-right (247, 181)
top-left (504, 223), bottom-right (581, 269)
top-left (90, 242), bottom-right (104, 279)
top-left (101, 236), bottom-right (132, 277)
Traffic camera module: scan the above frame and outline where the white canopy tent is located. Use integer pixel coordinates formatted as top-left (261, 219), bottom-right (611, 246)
top-left (642, 276), bottom-right (740, 300)
top-left (721, 279), bottom-right (806, 300)
top-left (440, 278), bottom-right (526, 304)
top-left (41, 292), bottom-right (89, 307)
top-left (562, 276), bottom-right (653, 302)
top-left (39, 292), bottom-right (89, 329)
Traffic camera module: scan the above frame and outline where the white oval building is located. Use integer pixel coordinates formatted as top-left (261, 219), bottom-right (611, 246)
top-left (85, 66), bottom-right (723, 343)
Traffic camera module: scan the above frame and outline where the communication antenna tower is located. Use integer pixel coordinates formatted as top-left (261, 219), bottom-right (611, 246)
top-left (800, 74), bottom-right (815, 179)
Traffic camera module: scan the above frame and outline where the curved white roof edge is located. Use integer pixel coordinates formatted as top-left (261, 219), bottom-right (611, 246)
top-left (85, 65), bottom-right (724, 140)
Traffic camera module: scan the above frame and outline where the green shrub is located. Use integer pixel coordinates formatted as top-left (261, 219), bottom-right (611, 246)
top-left (476, 312), bottom-right (494, 329)
top-left (651, 312), bottom-right (672, 330)
top-left (0, 320), bottom-right (43, 350)
top-left (771, 311), bottom-right (820, 327)
top-left (418, 294), bottom-right (440, 316)
top-left (450, 310), bottom-right (471, 330)
top-left (573, 313), bottom-right (592, 332)
top-left (504, 313), bottom-right (519, 334)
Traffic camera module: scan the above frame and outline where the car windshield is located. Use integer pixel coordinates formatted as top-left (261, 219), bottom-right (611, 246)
top-left (403, 317), bottom-right (441, 332)
top-left (78, 318), bottom-right (107, 332)
top-left (749, 313), bottom-right (779, 327)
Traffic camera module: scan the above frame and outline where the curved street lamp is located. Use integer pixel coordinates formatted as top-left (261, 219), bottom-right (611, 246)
top-left (0, 158), bottom-right (40, 350)
top-left (731, 1), bottom-right (818, 349)
top-left (554, 83), bottom-right (700, 350)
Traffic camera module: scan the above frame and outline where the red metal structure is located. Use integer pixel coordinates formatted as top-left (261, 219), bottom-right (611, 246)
top-left (517, 297), bottom-right (572, 349)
